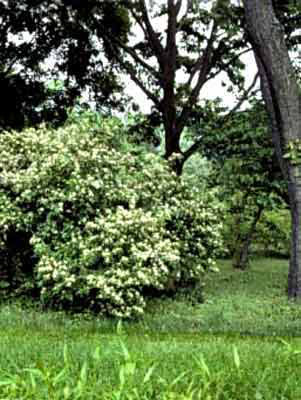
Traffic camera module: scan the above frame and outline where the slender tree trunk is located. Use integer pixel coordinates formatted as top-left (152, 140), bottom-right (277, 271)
top-left (288, 165), bottom-right (301, 296)
top-left (233, 205), bottom-right (263, 270)
top-left (243, 0), bottom-right (301, 298)
top-left (230, 192), bottom-right (248, 257)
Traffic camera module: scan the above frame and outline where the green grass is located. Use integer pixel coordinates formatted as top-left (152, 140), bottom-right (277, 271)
top-left (140, 257), bottom-right (301, 336)
top-left (1, 257), bottom-right (301, 399)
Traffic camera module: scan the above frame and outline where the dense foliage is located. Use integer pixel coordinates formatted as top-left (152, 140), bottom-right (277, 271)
top-left (0, 0), bottom-right (130, 130)
top-left (0, 114), bottom-right (223, 317)
top-left (188, 100), bottom-right (288, 267)
top-left (255, 208), bottom-right (290, 257)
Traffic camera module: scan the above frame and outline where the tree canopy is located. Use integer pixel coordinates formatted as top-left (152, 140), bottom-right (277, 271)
top-left (94, 0), bottom-right (256, 173)
top-left (0, 0), bottom-right (130, 130)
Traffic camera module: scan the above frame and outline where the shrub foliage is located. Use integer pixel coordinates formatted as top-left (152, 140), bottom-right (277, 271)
top-left (0, 114), bottom-right (223, 317)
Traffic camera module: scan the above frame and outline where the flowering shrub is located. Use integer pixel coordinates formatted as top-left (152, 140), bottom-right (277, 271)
top-left (0, 114), bottom-right (223, 317)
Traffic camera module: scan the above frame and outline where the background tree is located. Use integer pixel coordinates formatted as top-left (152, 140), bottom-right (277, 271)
top-left (186, 99), bottom-right (288, 268)
top-left (99, 0), bottom-right (256, 174)
top-left (0, 0), bottom-right (130, 130)
top-left (242, 0), bottom-right (301, 297)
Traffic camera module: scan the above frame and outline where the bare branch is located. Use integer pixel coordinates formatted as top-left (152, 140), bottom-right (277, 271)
top-left (224, 72), bottom-right (260, 120)
top-left (185, 24), bottom-right (220, 88)
top-left (182, 137), bottom-right (203, 163)
top-left (177, 21), bottom-right (218, 135)
top-left (115, 38), bottom-right (161, 82)
top-left (175, 0), bottom-right (182, 16)
top-left (138, 0), bottom-right (166, 68)
top-left (185, 26), bottom-right (222, 88)
top-left (129, 7), bottom-right (148, 39)
top-left (117, 55), bottom-right (161, 107)
top-left (122, 64), bottom-right (160, 107)
top-left (209, 47), bottom-right (252, 81)
top-left (190, 22), bottom-right (218, 98)
top-left (96, 18), bottom-right (161, 108)
top-left (186, 53), bottom-right (205, 88)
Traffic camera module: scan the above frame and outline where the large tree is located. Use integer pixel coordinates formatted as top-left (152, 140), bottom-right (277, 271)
top-left (100, 0), bottom-right (256, 174)
top-left (242, 0), bottom-right (301, 297)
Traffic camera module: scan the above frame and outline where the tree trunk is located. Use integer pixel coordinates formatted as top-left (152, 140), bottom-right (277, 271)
top-left (243, 0), bottom-right (301, 298)
top-left (233, 205), bottom-right (263, 270)
top-left (288, 165), bottom-right (301, 297)
top-left (163, 120), bottom-right (184, 175)
top-left (160, 0), bottom-right (183, 176)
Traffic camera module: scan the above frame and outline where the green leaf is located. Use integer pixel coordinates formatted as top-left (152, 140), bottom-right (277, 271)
top-left (233, 345), bottom-right (241, 369)
top-left (143, 364), bottom-right (157, 384)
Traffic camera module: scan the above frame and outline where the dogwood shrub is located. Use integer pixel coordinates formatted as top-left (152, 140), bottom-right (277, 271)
top-left (0, 114), bottom-right (223, 317)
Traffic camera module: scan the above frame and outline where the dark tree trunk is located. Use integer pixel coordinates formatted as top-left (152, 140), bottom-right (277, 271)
top-left (163, 121), bottom-right (184, 175)
top-left (161, 0), bottom-right (184, 176)
top-left (233, 205), bottom-right (263, 270)
top-left (287, 165), bottom-right (301, 297)
top-left (243, 0), bottom-right (301, 298)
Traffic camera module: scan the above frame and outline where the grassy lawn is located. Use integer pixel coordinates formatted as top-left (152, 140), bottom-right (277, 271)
top-left (140, 257), bottom-right (301, 336)
top-left (1, 257), bottom-right (301, 399)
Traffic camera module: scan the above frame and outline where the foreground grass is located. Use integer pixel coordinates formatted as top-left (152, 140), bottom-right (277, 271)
top-left (1, 322), bottom-right (301, 399)
top-left (1, 257), bottom-right (301, 398)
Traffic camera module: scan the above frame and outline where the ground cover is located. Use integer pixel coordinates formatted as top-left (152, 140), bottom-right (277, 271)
top-left (1, 257), bottom-right (301, 399)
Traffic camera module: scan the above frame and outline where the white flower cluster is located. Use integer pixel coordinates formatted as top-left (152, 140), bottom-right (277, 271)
top-left (0, 114), bottom-right (223, 317)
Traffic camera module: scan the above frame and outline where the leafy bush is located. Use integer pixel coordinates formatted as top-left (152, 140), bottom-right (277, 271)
top-left (221, 199), bottom-right (290, 259)
top-left (0, 113), bottom-right (223, 317)
top-left (254, 208), bottom-right (290, 257)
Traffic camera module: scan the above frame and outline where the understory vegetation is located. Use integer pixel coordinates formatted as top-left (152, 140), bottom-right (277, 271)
top-left (0, 113), bottom-right (223, 318)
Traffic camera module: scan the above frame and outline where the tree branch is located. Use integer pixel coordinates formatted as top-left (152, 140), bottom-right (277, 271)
top-left (138, 0), bottom-right (166, 69)
top-left (118, 58), bottom-right (161, 107)
top-left (115, 38), bottom-right (161, 82)
top-left (182, 137), bottom-right (203, 163)
top-left (209, 47), bottom-right (252, 81)
top-left (177, 21), bottom-right (218, 135)
top-left (189, 22), bottom-right (218, 101)
top-left (97, 19), bottom-right (161, 108)
top-left (182, 72), bottom-right (260, 163)
top-left (175, 0), bottom-right (182, 17)
top-left (129, 7), bottom-right (148, 40)
top-left (186, 23), bottom-right (219, 88)
top-left (224, 72), bottom-right (259, 121)
top-left (165, 0), bottom-right (178, 75)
